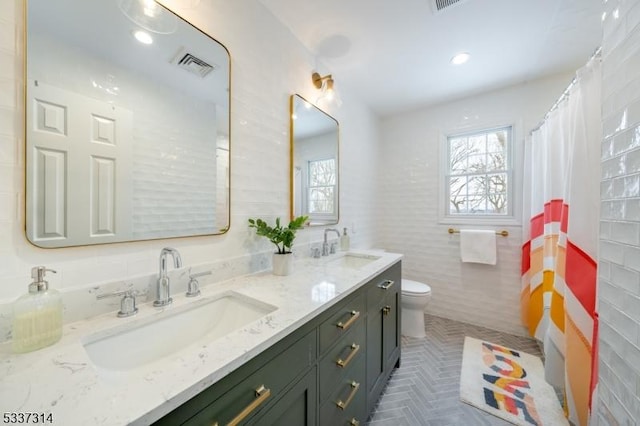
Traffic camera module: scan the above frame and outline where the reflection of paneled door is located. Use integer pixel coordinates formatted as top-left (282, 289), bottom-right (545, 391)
top-left (26, 80), bottom-right (133, 247)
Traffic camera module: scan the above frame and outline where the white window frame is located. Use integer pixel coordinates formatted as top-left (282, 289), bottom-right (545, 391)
top-left (307, 157), bottom-right (337, 222)
top-left (439, 123), bottom-right (521, 226)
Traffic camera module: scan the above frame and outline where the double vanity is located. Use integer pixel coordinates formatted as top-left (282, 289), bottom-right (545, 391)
top-left (0, 251), bottom-right (402, 425)
top-left (15, 2), bottom-right (396, 423)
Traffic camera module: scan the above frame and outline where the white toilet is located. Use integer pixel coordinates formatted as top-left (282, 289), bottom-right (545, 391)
top-left (401, 279), bottom-right (431, 338)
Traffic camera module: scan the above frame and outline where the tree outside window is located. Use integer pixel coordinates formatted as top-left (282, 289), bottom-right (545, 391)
top-left (308, 158), bottom-right (336, 215)
top-left (447, 127), bottom-right (511, 216)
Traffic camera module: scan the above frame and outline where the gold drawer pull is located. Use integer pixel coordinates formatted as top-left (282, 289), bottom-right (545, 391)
top-left (336, 381), bottom-right (360, 410)
top-left (383, 305), bottom-right (391, 316)
top-left (336, 343), bottom-right (360, 368)
top-left (336, 310), bottom-right (360, 330)
top-left (378, 279), bottom-right (394, 290)
top-left (350, 419), bottom-right (360, 426)
top-left (225, 384), bottom-right (271, 426)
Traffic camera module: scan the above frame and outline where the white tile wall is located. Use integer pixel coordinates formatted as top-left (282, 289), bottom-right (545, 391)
top-left (377, 74), bottom-right (575, 336)
top-left (595, 0), bottom-right (640, 423)
top-left (0, 0), bottom-right (379, 333)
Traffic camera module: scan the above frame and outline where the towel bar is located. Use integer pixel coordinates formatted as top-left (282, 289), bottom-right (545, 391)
top-left (448, 228), bottom-right (509, 237)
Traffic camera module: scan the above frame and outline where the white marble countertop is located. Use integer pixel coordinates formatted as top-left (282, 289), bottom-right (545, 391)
top-left (0, 250), bottom-right (402, 426)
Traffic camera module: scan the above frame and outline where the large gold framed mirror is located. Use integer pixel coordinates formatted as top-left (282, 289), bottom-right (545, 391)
top-left (25, 0), bottom-right (230, 248)
top-left (289, 94), bottom-right (339, 226)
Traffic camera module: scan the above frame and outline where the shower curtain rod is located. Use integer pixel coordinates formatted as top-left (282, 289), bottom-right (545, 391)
top-left (529, 47), bottom-right (602, 135)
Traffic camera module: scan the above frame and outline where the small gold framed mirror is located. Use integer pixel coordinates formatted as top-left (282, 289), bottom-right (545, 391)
top-left (289, 94), bottom-right (339, 226)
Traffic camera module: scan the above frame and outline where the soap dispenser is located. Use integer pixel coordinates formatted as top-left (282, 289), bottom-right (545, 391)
top-left (340, 227), bottom-right (350, 251)
top-left (12, 267), bottom-right (63, 353)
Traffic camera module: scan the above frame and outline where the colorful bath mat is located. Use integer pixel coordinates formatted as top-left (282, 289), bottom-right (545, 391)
top-left (459, 337), bottom-right (568, 426)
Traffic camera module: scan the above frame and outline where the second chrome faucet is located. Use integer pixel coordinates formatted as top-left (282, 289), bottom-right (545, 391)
top-left (154, 247), bottom-right (182, 307)
top-left (322, 228), bottom-right (341, 256)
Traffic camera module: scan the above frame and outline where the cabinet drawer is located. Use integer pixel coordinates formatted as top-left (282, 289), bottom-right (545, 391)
top-left (319, 354), bottom-right (366, 426)
top-left (366, 262), bottom-right (400, 311)
top-left (246, 367), bottom-right (317, 426)
top-left (319, 293), bottom-right (365, 354)
top-left (176, 329), bottom-right (316, 426)
top-left (319, 321), bottom-right (365, 403)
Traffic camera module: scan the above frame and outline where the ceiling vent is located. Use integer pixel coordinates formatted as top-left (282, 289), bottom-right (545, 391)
top-left (171, 48), bottom-right (216, 78)
top-left (430, 0), bottom-right (468, 14)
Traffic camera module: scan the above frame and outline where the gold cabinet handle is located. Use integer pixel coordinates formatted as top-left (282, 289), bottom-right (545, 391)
top-left (336, 343), bottom-right (360, 368)
top-left (336, 381), bottom-right (360, 410)
top-left (350, 419), bottom-right (360, 426)
top-left (378, 279), bottom-right (394, 290)
top-left (383, 305), bottom-right (391, 316)
top-left (224, 385), bottom-right (271, 426)
top-left (336, 310), bottom-right (360, 330)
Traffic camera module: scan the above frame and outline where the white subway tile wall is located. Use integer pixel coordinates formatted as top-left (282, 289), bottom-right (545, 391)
top-left (376, 74), bottom-right (575, 337)
top-left (596, 0), bottom-right (640, 423)
top-left (0, 0), bottom-right (379, 329)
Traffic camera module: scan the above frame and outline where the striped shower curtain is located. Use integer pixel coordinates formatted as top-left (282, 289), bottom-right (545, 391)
top-left (521, 57), bottom-right (601, 426)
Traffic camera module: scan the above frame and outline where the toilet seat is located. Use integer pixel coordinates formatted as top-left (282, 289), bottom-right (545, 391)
top-left (402, 279), bottom-right (431, 296)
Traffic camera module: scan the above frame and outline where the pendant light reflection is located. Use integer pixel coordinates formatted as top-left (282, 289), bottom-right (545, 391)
top-left (119, 0), bottom-right (178, 34)
top-left (450, 52), bottom-right (471, 65)
top-left (133, 30), bottom-right (153, 44)
top-left (312, 72), bottom-right (342, 108)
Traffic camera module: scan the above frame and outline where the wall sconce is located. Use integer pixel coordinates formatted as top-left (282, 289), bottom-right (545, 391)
top-left (312, 72), bottom-right (341, 107)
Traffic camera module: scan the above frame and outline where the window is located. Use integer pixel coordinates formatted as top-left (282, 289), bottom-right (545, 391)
top-left (445, 126), bottom-right (512, 217)
top-left (308, 158), bottom-right (336, 217)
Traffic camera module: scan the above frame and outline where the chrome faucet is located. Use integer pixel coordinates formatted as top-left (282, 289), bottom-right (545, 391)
top-left (154, 247), bottom-right (183, 307)
top-left (322, 228), bottom-right (341, 256)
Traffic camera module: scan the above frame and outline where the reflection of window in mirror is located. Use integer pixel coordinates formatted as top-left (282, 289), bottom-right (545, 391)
top-left (308, 158), bottom-right (336, 219)
top-left (290, 94), bottom-right (339, 226)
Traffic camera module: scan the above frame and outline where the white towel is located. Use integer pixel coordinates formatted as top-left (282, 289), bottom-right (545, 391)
top-left (459, 229), bottom-right (497, 265)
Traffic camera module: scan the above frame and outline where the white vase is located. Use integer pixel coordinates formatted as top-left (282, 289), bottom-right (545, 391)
top-left (272, 252), bottom-right (293, 276)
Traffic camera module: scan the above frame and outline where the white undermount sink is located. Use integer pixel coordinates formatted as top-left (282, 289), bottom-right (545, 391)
top-left (82, 292), bottom-right (277, 371)
top-left (329, 253), bottom-right (381, 269)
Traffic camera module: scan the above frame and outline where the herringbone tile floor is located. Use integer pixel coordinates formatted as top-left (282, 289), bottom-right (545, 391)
top-left (367, 314), bottom-right (543, 426)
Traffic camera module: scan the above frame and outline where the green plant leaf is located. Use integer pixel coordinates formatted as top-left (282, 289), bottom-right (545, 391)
top-left (248, 216), bottom-right (309, 253)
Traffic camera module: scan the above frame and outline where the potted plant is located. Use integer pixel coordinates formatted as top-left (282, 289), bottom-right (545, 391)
top-left (248, 216), bottom-right (309, 276)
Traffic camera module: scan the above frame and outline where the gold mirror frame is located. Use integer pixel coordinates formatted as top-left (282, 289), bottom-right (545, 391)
top-left (24, 0), bottom-right (231, 248)
top-left (289, 94), bottom-right (339, 226)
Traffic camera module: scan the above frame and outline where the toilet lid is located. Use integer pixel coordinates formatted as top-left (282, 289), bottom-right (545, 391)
top-left (402, 279), bottom-right (431, 295)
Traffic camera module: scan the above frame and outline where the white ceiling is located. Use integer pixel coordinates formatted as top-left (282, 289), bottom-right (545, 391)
top-left (259, 0), bottom-right (604, 116)
top-left (29, 0), bottom-right (230, 108)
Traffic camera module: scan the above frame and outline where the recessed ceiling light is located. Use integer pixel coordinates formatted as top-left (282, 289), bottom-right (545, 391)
top-left (451, 52), bottom-right (471, 65)
top-left (133, 30), bottom-right (153, 44)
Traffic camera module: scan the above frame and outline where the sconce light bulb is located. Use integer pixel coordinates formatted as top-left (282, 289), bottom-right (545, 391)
top-left (326, 88), bottom-right (335, 101)
top-left (325, 78), bottom-right (335, 100)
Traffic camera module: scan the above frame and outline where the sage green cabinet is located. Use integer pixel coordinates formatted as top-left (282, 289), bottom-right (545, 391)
top-left (318, 293), bottom-right (366, 354)
top-left (247, 367), bottom-right (317, 426)
top-left (318, 294), bottom-right (367, 425)
top-left (319, 321), bottom-right (365, 402)
top-left (154, 328), bottom-right (317, 426)
top-left (320, 354), bottom-right (366, 426)
top-left (365, 261), bottom-right (401, 413)
top-left (154, 260), bottom-right (401, 426)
